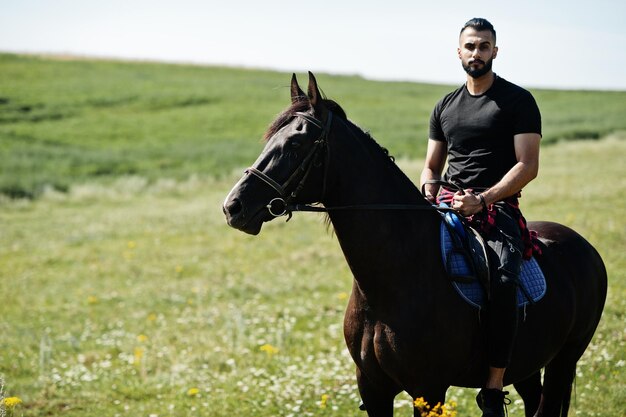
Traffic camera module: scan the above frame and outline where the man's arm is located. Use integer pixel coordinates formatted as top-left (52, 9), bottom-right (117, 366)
top-left (420, 139), bottom-right (448, 203)
top-left (453, 133), bottom-right (541, 216)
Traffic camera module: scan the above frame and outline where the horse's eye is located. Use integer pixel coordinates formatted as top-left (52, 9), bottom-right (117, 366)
top-left (291, 141), bottom-right (302, 149)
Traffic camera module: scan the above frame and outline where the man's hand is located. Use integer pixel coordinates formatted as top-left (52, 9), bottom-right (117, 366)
top-left (452, 190), bottom-right (484, 216)
top-left (423, 187), bottom-right (438, 204)
top-left (420, 139), bottom-right (447, 204)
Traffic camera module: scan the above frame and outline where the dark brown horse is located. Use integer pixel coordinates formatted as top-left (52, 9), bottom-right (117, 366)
top-left (222, 73), bottom-right (607, 417)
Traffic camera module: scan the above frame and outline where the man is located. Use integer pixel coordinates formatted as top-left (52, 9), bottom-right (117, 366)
top-left (420, 18), bottom-right (542, 417)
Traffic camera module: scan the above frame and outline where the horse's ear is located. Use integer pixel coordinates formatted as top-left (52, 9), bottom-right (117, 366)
top-left (290, 73), bottom-right (305, 103)
top-left (307, 71), bottom-right (325, 113)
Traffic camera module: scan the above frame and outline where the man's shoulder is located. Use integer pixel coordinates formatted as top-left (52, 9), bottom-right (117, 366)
top-left (494, 76), bottom-right (535, 99)
top-left (435, 84), bottom-right (466, 110)
top-left (495, 76), bottom-right (542, 132)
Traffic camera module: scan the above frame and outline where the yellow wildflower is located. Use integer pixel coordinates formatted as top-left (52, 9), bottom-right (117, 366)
top-left (319, 394), bottom-right (329, 408)
top-left (413, 397), bottom-right (457, 417)
top-left (259, 343), bottom-right (279, 356)
top-left (147, 313), bottom-right (157, 322)
top-left (127, 241), bottom-right (136, 249)
top-left (337, 292), bottom-right (349, 300)
top-left (187, 387), bottom-right (200, 396)
top-left (87, 295), bottom-right (98, 304)
top-left (134, 347), bottom-right (144, 363)
top-left (175, 265), bottom-right (184, 274)
top-left (137, 334), bottom-right (148, 343)
top-left (414, 397), bottom-right (427, 408)
top-left (3, 397), bottom-right (22, 409)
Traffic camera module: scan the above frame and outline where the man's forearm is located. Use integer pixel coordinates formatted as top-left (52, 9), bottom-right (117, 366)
top-left (480, 160), bottom-right (538, 205)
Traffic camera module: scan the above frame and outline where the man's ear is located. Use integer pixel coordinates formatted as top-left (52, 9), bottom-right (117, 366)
top-left (492, 46), bottom-right (498, 59)
top-left (290, 73), bottom-right (306, 103)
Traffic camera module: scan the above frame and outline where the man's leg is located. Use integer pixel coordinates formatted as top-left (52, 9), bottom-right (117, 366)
top-left (486, 367), bottom-right (506, 390)
top-left (478, 203), bottom-right (524, 416)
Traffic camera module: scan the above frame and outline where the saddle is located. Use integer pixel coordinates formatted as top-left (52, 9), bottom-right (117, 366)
top-left (437, 205), bottom-right (547, 308)
top-left (439, 205), bottom-right (490, 290)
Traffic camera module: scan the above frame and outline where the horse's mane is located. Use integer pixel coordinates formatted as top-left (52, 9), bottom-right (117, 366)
top-left (263, 98), bottom-right (347, 141)
top-left (264, 96), bottom-right (401, 174)
top-left (263, 97), bottom-right (393, 160)
top-left (342, 118), bottom-right (396, 164)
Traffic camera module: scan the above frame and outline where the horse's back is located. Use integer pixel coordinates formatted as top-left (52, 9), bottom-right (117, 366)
top-left (530, 220), bottom-right (607, 282)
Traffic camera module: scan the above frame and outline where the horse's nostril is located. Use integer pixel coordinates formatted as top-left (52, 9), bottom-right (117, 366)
top-left (224, 199), bottom-right (243, 217)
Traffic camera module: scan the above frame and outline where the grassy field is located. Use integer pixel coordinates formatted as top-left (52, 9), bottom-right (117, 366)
top-left (0, 54), bottom-right (624, 416)
top-left (1, 53), bottom-right (626, 199)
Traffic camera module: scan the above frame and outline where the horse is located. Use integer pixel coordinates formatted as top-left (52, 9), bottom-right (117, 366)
top-left (222, 72), bottom-right (607, 417)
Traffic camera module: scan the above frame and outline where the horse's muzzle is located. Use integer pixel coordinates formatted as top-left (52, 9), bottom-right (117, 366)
top-left (222, 197), bottom-right (264, 235)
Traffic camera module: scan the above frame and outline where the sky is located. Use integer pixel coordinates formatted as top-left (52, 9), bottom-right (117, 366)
top-left (1, 0), bottom-right (625, 90)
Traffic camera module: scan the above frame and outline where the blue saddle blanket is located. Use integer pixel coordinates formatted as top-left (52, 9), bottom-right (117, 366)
top-left (440, 222), bottom-right (546, 308)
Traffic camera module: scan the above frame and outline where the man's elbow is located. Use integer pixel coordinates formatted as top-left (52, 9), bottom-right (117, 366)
top-left (526, 161), bottom-right (539, 181)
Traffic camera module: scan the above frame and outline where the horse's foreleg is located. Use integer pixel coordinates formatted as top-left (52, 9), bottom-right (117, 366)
top-left (514, 371), bottom-right (543, 417)
top-left (356, 367), bottom-right (399, 417)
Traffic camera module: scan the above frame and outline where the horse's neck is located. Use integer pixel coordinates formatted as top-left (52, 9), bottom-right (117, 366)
top-left (324, 123), bottom-right (442, 300)
top-left (324, 120), bottom-right (423, 206)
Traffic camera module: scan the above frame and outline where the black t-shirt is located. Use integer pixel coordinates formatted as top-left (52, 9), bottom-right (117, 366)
top-left (429, 75), bottom-right (541, 189)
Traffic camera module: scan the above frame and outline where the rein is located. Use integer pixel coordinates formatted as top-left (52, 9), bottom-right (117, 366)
top-left (286, 203), bottom-right (454, 213)
top-left (245, 111), bottom-right (458, 219)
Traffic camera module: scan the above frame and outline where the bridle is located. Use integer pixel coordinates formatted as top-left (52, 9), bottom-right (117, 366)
top-left (244, 111), bottom-right (333, 218)
top-left (244, 111), bottom-right (457, 219)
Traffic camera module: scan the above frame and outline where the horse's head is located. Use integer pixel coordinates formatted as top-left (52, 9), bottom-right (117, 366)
top-left (223, 72), bottom-right (336, 235)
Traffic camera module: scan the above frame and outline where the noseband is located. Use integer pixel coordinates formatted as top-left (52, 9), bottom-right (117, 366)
top-left (244, 111), bottom-right (333, 218)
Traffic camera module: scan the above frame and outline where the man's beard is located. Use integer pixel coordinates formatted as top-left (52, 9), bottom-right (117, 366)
top-left (462, 58), bottom-right (493, 79)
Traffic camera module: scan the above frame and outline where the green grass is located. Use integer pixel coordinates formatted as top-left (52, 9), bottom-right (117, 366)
top-left (0, 53), bottom-right (624, 416)
top-left (1, 53), bottom-right (625, 198)
top-left (0, 136), bottom-right (624, 416)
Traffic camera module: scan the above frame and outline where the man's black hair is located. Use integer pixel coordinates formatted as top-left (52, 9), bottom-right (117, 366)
top-left (460, 18), bottom-right (496, 42)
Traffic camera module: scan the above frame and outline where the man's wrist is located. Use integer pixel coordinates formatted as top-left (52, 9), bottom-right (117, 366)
top-left (478, 193), bottom-right (488, 211)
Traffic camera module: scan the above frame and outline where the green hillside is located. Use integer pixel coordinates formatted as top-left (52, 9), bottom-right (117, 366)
top-left (1, 53), bottom-right (625, 198)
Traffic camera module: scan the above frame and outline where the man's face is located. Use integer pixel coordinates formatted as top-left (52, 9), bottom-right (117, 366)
top-left (458, 28), bottom-right (498, 79)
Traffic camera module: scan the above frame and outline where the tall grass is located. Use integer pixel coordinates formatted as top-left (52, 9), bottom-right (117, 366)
top-left (1, 53), bottom-right (625, 198)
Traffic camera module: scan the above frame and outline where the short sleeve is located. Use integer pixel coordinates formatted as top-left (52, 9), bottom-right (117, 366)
top-left (429, 100), bottom-right (446, 141)
top-left (513, 91), bottom-right (542, 136)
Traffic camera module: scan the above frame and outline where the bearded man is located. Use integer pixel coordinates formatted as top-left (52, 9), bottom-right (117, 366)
top-left (420, 17), bottom-right (542, 417)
